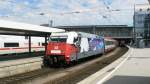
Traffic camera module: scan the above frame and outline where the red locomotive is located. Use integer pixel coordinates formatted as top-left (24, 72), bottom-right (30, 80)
top-left (44, 32), bottom-right (117, 66)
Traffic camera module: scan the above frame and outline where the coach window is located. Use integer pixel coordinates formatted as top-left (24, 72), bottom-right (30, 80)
top-left (42, 43), bottom-right (45, 46)
top-left (4, 43), bottom-right (19, 47)
top-left (25, 36), bottom-right (28, 40)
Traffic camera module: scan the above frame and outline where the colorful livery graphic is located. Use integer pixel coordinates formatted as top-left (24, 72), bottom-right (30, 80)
top-left (89, 38), bottom-right (104, 51)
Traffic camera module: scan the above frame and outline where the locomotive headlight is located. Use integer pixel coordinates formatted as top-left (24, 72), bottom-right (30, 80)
top-left (66, 55), bottom-right (70, 58)
top-left (66, 55), bottom-right (70, 62)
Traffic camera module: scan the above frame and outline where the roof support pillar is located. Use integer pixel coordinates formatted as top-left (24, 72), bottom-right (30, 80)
top-left (29, 35), bottom-right (31, 54)
top-left (45, 35), bottom-right (48, 55)
top-left (93, 26), bottom-right (96, 34)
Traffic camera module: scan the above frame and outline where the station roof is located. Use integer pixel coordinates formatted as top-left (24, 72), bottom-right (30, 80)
top-left (54, 25), bottom-right (132, 29)
top-left (0, 20), bottom-right (65, 37)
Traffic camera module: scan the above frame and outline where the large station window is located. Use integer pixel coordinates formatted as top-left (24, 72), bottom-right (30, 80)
top-left (4, 43), bottom-right (19, 47)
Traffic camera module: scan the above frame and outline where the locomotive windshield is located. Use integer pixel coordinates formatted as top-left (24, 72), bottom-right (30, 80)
top-left (49, 37), bottom-right (67, 42)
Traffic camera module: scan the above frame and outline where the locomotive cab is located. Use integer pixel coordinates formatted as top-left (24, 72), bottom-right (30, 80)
top-left (44, 32), bottom-right (79, 66)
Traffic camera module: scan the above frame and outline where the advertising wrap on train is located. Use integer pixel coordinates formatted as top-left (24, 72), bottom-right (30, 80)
top-left (89, 38), bottom-right (104, 51)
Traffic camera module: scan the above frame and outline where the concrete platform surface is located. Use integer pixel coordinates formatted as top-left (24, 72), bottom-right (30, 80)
top-left (0, 56), bottom-right (43, 78)
top-left (0, 56), bottom-right (42, 67)
top-left (78, 47), bottom-right (150, 84)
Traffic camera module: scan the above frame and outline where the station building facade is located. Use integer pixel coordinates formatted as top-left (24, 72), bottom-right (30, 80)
top-left (41, 24), bottom-right (133, 45)
top-left (135, 4), bottom-right (150, 47)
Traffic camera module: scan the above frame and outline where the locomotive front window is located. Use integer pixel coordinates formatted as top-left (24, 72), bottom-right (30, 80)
top-left (49, 37), bottom-right (67, 42)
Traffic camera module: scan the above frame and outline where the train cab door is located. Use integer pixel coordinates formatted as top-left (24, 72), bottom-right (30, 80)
top-left (73, 37), bottom-right (81, 61)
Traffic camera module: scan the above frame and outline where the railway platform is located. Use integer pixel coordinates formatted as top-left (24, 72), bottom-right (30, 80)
top-left (78, 47), bottom-right (150, 84)
top-left (0, 56), bottom-right (43, 78)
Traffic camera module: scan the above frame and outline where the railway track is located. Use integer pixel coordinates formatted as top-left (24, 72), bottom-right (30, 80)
top-left (0, 67), bottom-right (61, 84)
top-left (0, 47), bottom-right (128, 84)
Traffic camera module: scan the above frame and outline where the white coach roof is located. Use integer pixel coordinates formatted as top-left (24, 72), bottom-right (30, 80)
top-left (51, 31), bottom-right (78, 37)
top-left (51, 31), bottom-right (101, 38)
top-left (0, 20), bottom-right (65, 36)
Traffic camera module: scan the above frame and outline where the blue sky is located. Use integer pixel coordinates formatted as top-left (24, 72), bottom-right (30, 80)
top-left (0, 0), bottom-right (149, 26)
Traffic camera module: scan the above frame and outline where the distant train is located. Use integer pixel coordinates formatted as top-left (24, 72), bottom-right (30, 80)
top-left (104, 38), bottom-right (118, 52)
top-left (0, 35), bottom-right (45, 55)
top-left (44, 31), bottom-right (117, 66)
